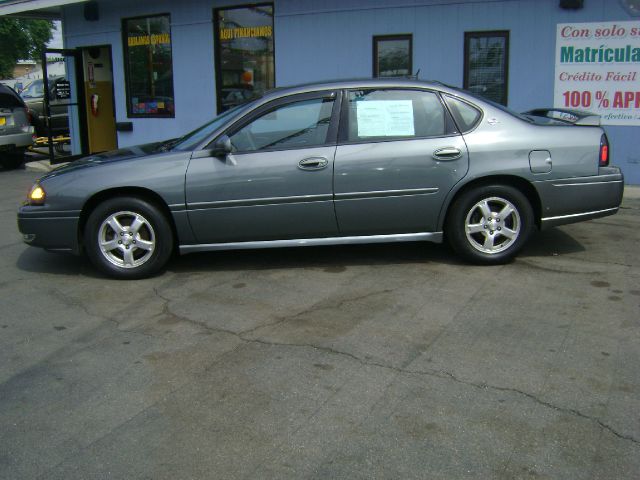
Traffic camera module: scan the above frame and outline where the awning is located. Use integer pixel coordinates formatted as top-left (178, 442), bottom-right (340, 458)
top-left (0, 0), bottom-right (88, 19)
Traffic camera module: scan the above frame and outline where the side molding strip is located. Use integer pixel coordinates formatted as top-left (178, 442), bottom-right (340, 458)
top-left (179, 232), bottom-right (443, 254)
top-left (541, 207), bottom-right (618, 222)
top-left (334, 188), bottom-right (438, 200)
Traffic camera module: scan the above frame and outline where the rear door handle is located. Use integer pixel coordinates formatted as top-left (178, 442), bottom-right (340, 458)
top-left (432, 147), bottom-right (463, 161)
top-left (298, 157), bottom-right (329, 170)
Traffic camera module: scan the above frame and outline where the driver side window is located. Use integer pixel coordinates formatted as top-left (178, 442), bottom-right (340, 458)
top-left (229, 96), bottom-right (334, 153)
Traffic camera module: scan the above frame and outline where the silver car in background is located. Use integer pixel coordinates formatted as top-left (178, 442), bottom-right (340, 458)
top-left (18, 79), bottom-right (624, 278)
top-left (1, 83), bottom-right (33, 169)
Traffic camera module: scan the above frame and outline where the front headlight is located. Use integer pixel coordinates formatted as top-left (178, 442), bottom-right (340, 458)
top-left (27, 183), bottom-right (46, 205)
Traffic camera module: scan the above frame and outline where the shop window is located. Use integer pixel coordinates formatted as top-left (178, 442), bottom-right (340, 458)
top-left (214, 4), bottom-right (275, 112)
top-left (464, 31), bottom-right (509, 105)
top-left (345, 89), bottom-right (447, 143)
top-left (373, 35), bottom-right (413, 78)
top-left (123, 14), bottom-right (175, 117)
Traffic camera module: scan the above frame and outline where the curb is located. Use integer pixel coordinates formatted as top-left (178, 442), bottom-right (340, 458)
top-left (24, 160), bottom-right (68, 173)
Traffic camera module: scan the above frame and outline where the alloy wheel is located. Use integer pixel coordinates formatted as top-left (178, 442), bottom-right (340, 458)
top-left (98, 210), bottom-right (156, 268)
top-left (464, 196), bottom-right (521, 254)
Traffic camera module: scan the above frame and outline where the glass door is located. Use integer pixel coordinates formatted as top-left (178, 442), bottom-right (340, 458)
top-left (37, 48), bottom-right (87, 164)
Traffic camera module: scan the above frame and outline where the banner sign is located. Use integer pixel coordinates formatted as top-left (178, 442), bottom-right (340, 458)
top-left (555, 21), bottom-right (640, 126)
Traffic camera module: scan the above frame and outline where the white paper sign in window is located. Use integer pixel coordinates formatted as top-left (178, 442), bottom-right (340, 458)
top-left (356, 100), bottom-right (415, 137)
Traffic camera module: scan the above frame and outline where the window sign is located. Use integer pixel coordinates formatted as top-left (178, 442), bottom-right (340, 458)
top-left (123, 14), bottom-right (175, 117)
top-left (215, 4), bottom-right (275, 112)
top-left (373, 35), bottom-right (412, 77)
top-left (356, 100), bottom-right (415, 137)
top-left (347, 90), bottom-right (446, 142)
top-left (54, 79), bottom-right (71, 100)
top-left (464, 31), bottom-right (509, 105)
top-left (555, 21), bottom-right (640, 126)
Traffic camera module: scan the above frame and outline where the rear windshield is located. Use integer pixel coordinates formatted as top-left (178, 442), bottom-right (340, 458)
top-left (0, 85), bottom-right (24, 108)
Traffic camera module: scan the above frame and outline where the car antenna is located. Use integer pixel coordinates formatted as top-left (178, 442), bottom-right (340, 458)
top-left (406, 69), bottom-right (420, 80)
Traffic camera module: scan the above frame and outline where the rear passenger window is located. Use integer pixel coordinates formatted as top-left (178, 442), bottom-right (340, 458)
top-left (346, 89), bottom-right (447, 142)
top-left (444, 95), bottom-right (482, 132)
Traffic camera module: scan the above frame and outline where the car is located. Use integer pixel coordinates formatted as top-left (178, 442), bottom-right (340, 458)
top-left (0, 83), bottom-right (34, 169)
top-left (20, 76), bottom-right (70, 137)
top-left (17, 78), bottom-right (624, 279)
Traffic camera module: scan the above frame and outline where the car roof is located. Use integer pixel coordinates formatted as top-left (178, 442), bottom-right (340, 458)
top-left (262, 78), bottom-right (462, 101)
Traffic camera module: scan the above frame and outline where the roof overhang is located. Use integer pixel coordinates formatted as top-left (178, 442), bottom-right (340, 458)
top-left (0, 0), bottom-right (87, 19)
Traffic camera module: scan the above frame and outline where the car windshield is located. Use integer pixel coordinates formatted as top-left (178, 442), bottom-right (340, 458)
top-left (20, 80), bottom-right (44, 99)
top-left (171, 102), bottom-right (256, 152)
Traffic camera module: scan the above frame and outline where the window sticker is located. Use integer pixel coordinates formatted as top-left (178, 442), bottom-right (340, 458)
top-left (356, 100), bottom-right (415, 137)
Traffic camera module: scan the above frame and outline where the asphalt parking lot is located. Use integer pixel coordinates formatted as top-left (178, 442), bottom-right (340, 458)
top-left (1, 167), bottom-right (639, 479)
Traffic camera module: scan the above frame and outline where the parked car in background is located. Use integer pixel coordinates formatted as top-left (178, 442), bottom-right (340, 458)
top-left (20, 76), bottom-right (70, 137)
top-left (18, 78), bottom-right (623, 278)
top-left (0, 83), bottom-right (34, 169)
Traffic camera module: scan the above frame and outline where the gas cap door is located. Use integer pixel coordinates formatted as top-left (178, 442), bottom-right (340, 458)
top-left (529, 150), bottom-right (552, 174)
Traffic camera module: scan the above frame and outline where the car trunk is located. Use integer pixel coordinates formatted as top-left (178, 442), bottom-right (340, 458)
top-left (0, 89), bottom-right (29, 135)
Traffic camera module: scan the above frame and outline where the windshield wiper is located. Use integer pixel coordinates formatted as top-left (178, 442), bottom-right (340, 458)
top-left (155, 138), bottom-right (181, 152)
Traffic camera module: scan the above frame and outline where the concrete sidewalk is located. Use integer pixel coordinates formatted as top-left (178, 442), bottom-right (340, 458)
top-left (24, 159), bottom-right (69, 173)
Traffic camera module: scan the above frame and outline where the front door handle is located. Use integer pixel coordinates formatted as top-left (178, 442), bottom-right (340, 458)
top-left (298, 157), bottom-right (329, 170)
top-left (432, 147), bottom-right (463, 161)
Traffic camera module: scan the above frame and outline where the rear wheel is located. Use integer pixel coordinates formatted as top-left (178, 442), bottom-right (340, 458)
top-left (84, 196), bottom-right (174, 279)
top-left (446, 185), bottom-right (533, 264)
top-left (0, 150), bottom-right (26, 170)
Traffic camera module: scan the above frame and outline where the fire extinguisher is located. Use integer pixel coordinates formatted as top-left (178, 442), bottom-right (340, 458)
top-left (91, 93), bottom-right (100, 117)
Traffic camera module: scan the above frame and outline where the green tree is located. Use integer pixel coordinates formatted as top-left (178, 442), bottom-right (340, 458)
top-left (0, 18), bottom-right (54, 78)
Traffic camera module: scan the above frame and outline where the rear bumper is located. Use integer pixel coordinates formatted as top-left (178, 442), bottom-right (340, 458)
top-left (17, 207), bottom-right (81, 254)
top-left (0, 131), bottom-right (33, 150)
top-left (534, 167), bottom-right (624, 229)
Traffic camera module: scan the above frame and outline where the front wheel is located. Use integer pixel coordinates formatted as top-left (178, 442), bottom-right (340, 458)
top-left (445, 185), bottom-right (534, 264)
top-left (84, 196), bottom-right (174, 279)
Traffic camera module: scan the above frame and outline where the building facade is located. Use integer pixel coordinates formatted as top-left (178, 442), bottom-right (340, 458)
top-left (1, 0), bottom-right (639, 183)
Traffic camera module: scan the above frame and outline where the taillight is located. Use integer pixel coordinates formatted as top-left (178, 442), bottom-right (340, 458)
top-left (599, 134), bottom-right (610, 167)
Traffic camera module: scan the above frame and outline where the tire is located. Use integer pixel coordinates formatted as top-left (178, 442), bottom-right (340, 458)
top-left (445, 185), bottom-right (534, 264)
top-left (32, 117), bottom-right (46, 138)
top-left (84, 196), bottom-right (174, 279)
top-left (0, 150), bottom-right (26, 170)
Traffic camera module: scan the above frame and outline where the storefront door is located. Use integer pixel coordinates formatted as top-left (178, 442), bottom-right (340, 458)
top-left (82, 46), bottom-right (117, 153)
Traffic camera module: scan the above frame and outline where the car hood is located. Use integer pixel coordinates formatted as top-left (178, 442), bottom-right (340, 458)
top-left (39, 141), bottom-right (172, 181)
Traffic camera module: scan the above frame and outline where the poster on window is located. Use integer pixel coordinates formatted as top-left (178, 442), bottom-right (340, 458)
top-left (554, 21), bottom-right (640, 126)
top-left (356, 100), bottom-right (415, 137)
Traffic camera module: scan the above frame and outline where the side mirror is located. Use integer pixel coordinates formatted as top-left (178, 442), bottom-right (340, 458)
top-left (211, 135), bottom-right (232, 157)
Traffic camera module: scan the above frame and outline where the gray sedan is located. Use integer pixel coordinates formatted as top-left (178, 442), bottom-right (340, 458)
top-left (18, 79), bottom-right (624, 279)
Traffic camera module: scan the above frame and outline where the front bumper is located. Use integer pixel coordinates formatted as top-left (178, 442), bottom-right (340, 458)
top-left (17, 206), bottom-right (81, 254)
top-left (534, 167), bottom-right (624, 229)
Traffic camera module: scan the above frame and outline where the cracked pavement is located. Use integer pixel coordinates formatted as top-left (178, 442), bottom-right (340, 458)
top-left (1, 169), bottom-right (639, 479)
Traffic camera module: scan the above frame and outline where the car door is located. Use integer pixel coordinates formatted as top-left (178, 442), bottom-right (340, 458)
top-left (334, 88), bottom-right (469, 235)
top-left (185, 91), bottom-right (340, 244)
